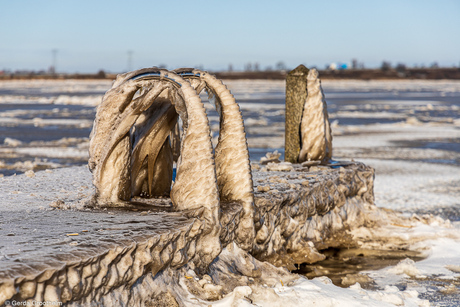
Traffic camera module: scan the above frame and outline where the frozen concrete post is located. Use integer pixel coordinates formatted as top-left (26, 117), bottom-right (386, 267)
top-left (285, 65), bottom-right (309, 163)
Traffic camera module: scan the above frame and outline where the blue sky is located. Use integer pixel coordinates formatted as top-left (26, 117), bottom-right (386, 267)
top-left (1, 0), bottom-right (459, 73)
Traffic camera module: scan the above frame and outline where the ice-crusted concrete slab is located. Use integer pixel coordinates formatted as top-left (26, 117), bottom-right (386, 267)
top-left (249, 162), bottom-right (374, 266)
top-left (0, 162), bottom-right (374, 305)
top-left (0, 167), bottom-right (93, 212)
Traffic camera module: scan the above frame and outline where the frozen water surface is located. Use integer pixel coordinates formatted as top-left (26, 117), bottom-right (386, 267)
top-left (1, 78), bottom-right (460, 305)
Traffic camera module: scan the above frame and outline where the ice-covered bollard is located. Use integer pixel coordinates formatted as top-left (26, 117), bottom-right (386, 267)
top-left (285, 65), bottom-right (332, 163)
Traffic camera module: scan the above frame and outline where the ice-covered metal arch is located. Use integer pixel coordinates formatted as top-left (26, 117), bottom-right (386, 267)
top-left (89, 68), bottom-right (219, 212)
top-left (89, 67), bottom-right (256, 257)
top-left (89, 67), bottom-right (222, 267)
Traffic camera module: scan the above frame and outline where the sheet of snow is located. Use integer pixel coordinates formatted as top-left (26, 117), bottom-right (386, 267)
top-left (210, 278), bottom-right (428, 307)
top-left (357, 158), bottom-right (460, 212)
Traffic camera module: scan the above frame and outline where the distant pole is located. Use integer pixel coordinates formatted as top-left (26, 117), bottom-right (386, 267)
top-left (285, 64), bottom-right (309, 163)
top-left (51, 49), bottom-right (58, 74)
top-left (127, 50), bottom-right (133, 72)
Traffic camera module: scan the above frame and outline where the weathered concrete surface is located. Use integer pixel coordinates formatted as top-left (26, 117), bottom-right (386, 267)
top-left (0, 161), bottom-right (374, 305)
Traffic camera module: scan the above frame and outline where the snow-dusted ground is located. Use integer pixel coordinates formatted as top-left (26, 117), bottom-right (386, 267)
top-left (1, 78), bottom-right (460, 306)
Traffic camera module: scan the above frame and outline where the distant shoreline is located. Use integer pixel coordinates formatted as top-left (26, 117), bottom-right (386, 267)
top-left (1, 67), bottom-right (459, 80)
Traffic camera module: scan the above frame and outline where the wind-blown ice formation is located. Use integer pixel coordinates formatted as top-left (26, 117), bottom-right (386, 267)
top-left (175, 68), bottom-right (255, 251)
top-left (299, 69), bottom-right (333, 163)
